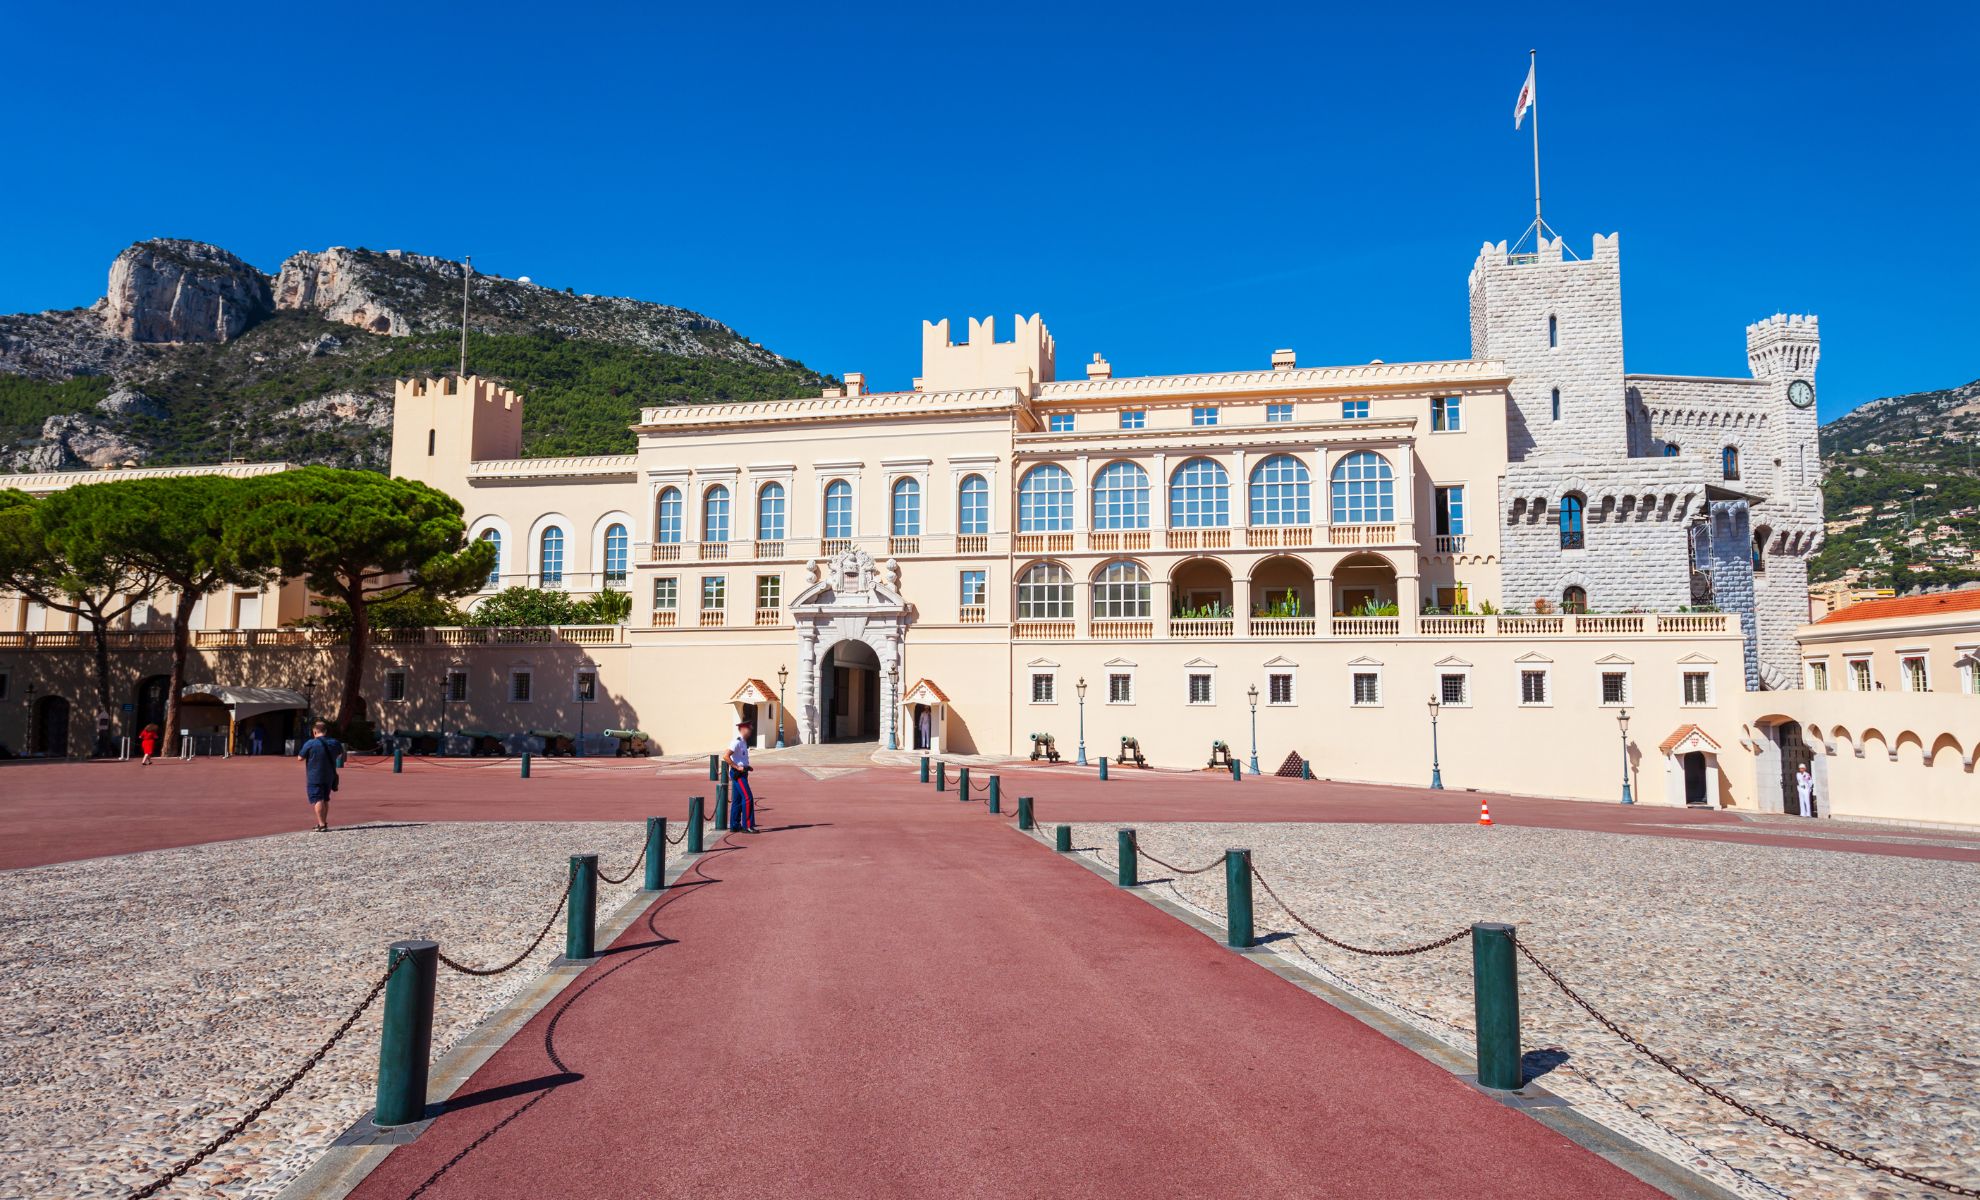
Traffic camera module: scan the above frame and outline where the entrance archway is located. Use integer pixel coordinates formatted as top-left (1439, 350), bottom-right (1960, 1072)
top-left (1777, 723), bottom-right (1814, 815)
top-left (1682, 751), bottom-right (1707, 806)
top-left (32, 695), bottom-right (70, 757)
top-left (1332, 553), bottom-right (1398, 615)
top-left (133, 674), bottom-right (169, 738)
top-left (820, 639), bottom-right (881, 742)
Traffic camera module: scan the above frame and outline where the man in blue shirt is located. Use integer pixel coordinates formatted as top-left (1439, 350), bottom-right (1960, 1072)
top-left (297, 720), bottom-right (344, 832)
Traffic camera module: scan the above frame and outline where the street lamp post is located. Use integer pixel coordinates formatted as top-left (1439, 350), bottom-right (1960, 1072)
top-left (1428, 694), bottom-right (1444, 790)
top-left (886, 661), bottom-right (900, 750)
top-left (1247, 684), bottom-right (1261, 775)
top-left (575, 661), bottom-right (595, 757)
top-left (1617, 708), bottom-right (1633, 805)
top-left (1075, 677), bottom-right (1089, 766)
top-left (776, 664), bottom-right (788, 749)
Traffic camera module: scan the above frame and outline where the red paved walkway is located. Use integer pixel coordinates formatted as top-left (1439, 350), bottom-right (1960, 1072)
top-left (4, 755), bottom-right (1976, 870)
top-left (345, 771), bottom-right (1667, 1200)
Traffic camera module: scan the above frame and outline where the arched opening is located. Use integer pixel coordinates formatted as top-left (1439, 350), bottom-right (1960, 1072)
top-left (957, 474), bottom-right (990, 535)
top-left (1722, 445), bottom-right (1740, 481)
top-left (1548, 314), bottom-right (1558, 348)
top-left (756, 482), bottom-right (786, 541)
top-left (702, 485), bottom-right (731, 544)
top-left (1171, 558), bottom-right (1233, 618)
top-left (823, 479), bottom-right (854, 539)
top-left (1018, 464), bottom-right (1074, 532)
top-left (1562, 585), bottom-right (1588, 614)
top-left (539, 526), bottom-right (565, 588)
top-left (656, 487), bottom-right (684, 545)
top-left (32, 694), bottom-right (71, 757)
top-left (1329, 452), bottom-right (1395, 526)
top-left (819, 639), bottom-right (881, 743)
top-left (1168, 458), bottom-right (1231, 528)
top-left (1248, 455), bottom-right (1312, 527)
top-left (1778, 722), bottom-right (1815, 815)
top-left (1752, 526), bottom-right (1769, 574)
top-left (1016, 561), bottom-right (1074, 621)
top-left (1091, 560), bottom-right (1152, 619)
top-left (1551, 388), bottom-right (1561, 421)
top-left (1663, 443), bottom-right (1680, 458)
top-left (1091, 461), bottom-right (1151, 530)
top-left (479, 528), bottom-right (503, 588)
top-left (133, 674), bottom-right (170, 739)
top-left (1331, 553), bottom-right (1397, 615)
top-left (603, 523), bottom-right (629, 586)
top-left (1558, 493), bottom-right (1585, 550)
top-left (891, 477), bottom-right (921, 536)
top-left (1252, 555), bottom-right (1315, 619)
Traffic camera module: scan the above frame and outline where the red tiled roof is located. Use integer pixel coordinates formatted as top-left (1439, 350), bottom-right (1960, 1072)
top-left (1658, 724), bottom-right (1721, 756)
top-left (1814, 590), bottom-right (1980, 625)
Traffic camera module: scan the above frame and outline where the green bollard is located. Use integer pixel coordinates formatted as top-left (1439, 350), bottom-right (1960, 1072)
top-left (393, 746), bottom-right (403, 774)
top-left (520, 751), bottom-right (531, 779)
top-left (987, 776), bottom-right (1001, 813)
top-left (373, 939), bottom-right (437, 1127)
top-left (1098, 756), bottom-right (1109, 781)
top-left (708, 753), bottom-right (719, 781)
top-left (1473, 923), bottom-right (1522, 1089)
top-left (644, 817), bottom-right (666, 891)
top-left (565, 855), bottom-right (598, 960)
top-left (1230, 758), bottom-right (1242, 782)
top-left (957, 765), bottom-right (971, 800)
top-left (1225, 849), bottom-right (1253, 948)
top-left (687, 797), bottom-right (705, 853)
top-left (1302, 759), bottom-right (1313, 780)
top-left (715, 779), bottom-right (730, 831)
top-left (1055, 824), bottom-right (1072, 852)
top-left (1017, 795), bottom-right (1034, 831)
top-left (935, 761), bottom-right (947, 793)
top-left (919, 755), bottom-right (929, 783)
top-left (1117, 829), bottom-right (1138, 887)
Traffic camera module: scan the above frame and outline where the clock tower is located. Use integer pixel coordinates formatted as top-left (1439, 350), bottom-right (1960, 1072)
top-left (1745, 313), bottom-right (1824, 687)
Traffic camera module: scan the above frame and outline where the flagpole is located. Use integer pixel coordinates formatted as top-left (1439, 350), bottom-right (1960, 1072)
top-left (1529, 49), bottom-right (1543, 245)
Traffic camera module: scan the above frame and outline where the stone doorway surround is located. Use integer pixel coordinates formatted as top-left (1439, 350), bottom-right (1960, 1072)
top-left (789, 548), bottom-right (908, 748)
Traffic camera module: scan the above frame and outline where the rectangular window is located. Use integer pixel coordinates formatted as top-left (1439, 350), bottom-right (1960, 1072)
top-left (1119, 410), bottom-right (1146, 430)
top-left (1191, 406), bottom-right (1219, 427)
top-left (385, 670), bottom-right (407, 702)
top-left (1435, 586), bottom-right (1469, 611)
top-left (1265, 403), bottom-right (1293, 424)
top-left (756, 574), bottom-right (781, 611)
top-left (1351, 671), bottom-right (1381, 706)
top-left (1049, 414), bottom-right (1075, 433)
top-left (702, 576), bottom-right (726, 610)
top-left (574, 669), bottom-right (598, 704)
top-left (1600, 671), bottom-right (1629, 705)
top-left (1901, 655), bottom-right (1929, 692)
top-left (1681, 670), bottom-right (1712, 705)
top-left (1435, 486), bottom-right (1466, 537)
top-left (1268, 672), bottom-right (1293, 705)
top-left (959, 569), bottom-right (987, 607)
top-left (1342, 400), bottom-right (1369, 420)
top-left (1520, 669), bottom-right (1549, 705)
top-left (446, 670), bottom-right (468, 703)
top-left (1187, 673), bottom-right (1213, 704)
top-left (1439, 673), bottom-right (1468, 706)
top-left (1848, 658), bottom-right (1872, 691)
top-left (1031, 673), bottom-right (1056, 703)
top-left (1805, 660), bottom-right (1828, 691)
top-left (653, 576), bottom-right (678, 610)
top-left (1108, 673), bottom-right (1133, 704)
top-left (1431, 395), bottom-right (1463, 432)
top-left (510, 671), bottom-right (533, 703)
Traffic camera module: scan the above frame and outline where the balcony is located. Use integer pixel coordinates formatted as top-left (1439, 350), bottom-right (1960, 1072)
top-left (754, 539), bottom-right (785, 559)
top-left (1089, 531), bottom-right (1151, 552)
top-left (1434, 534), bottom-right (1468, 554)
top-left (1328, 524), bottom-right (1398, 546)
top-left (1656, 613), bottom-right (1730, 633)
top-left (1170, 617), bottom-right (1234, 638)
top-left (1165, 529), bottom-right (1232, 550)
top-left (1497, 615), bottom-right (1563, 635)
top-left (1090, 618), bottom-right (1153, 640)
top-left (959, 604), bottom-right (987, 624)
top-left (699, 541), bottom-right (729, 560)
top-left (1419, 615), bottom-right (1486, 636)
top-left (1015, 532), bottom-right (1075, 554)
top-left (699, 609), bottom-right (726, 627)
top-left (1013, 620), bottom-right (1076, 640)
top-left (754, 608), bottom-right (782, 627)
top-left (1249, 617), bottom-right (1316, 638)
top-left (822, 538), bottom-right (855, 555)
top-left (958, 534), bottom-right (989, 554)
top-left (889, 536), bottom-right (921, 556)
top-left (1331, 616), bottom-right (1399, 636)
top-left (652, 610), bottom-right (678, 627)
top-left (1245, 526), bottom-right (1316, 549)
top-left (651, 543), bottom-right (682, 562)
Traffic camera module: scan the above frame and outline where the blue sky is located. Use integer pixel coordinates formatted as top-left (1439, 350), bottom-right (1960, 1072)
top-left (5, 1), bottom-right (1975, 421)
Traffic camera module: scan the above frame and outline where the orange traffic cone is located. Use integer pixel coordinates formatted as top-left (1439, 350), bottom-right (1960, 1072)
top-left (1478, 800), bottom-right (1493, 826)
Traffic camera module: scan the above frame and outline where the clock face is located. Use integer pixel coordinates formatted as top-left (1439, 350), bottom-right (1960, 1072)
top-left (1788, 379), bottom-right (1815, 409)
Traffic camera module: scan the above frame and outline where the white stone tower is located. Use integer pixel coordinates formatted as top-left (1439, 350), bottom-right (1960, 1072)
top-left (1744, 314), bottom-right (1824, 687)
top-left (1468, 233), bottom-right (1625, 461)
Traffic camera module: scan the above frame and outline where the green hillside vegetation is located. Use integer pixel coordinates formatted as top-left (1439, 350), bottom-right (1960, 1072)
top-left (1812, 377), bottom-right (1980, 591)
top-left (0, 374), bottom-right (113, 444)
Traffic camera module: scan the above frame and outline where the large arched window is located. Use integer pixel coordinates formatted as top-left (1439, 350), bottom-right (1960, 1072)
top-left (1248, 454), bottom-right (1311, 526)
top-left (656, 488), bottom-right (683, 544)
top-left (958, 474), bottom-right (990, 535)
top-left (1016, 561), bottom-right (1074, 620)
top-left (603, 523), bottom-right (628, 584)
top-left (479, 529), bottom-right (502, 588)
top-left (1168, 458), bottom-right (1230, 528)
top-left (891, 477), bottom-right (921, 536)
top-left (1017, 464), bottom-right (1074, 532)
top-left (702, 485), bottom-right (730, 543)
top-left (1091, 461), bottom-right (1150, 530)
top-left (1562, 585), bottom-right (1588, 613)
top-left (539, 526), bottom-right (565, 587)
top-left (1091, 561), bottom-right (1151, 618)
top-left (823, 479), bottom-right (854, 538)
top-left (1558, 494), bottom-right (1585, 549)
top-left (1721, 445), bottom-right (1740, 481)
top-left (756, 483), bottom-right (786, 541)
top-left (1328, 452), bottom-right (1394, 524)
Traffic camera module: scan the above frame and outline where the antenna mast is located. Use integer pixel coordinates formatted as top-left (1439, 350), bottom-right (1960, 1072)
top-left (459, 254), bottom-right (472, 378)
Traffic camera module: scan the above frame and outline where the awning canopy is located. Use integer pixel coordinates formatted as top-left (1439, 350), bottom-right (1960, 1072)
top-left (730, 679), bottom-right (780, 705)
top-left (902, 679), bottom-right (950, 706)
top-left (179, 685), bottom-right (310, 722)
top-left (1659, 723), bottom-right (1722, 756)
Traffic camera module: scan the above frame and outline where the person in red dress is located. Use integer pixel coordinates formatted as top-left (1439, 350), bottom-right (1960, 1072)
top-left (138, 723), bottom-right (160, 766)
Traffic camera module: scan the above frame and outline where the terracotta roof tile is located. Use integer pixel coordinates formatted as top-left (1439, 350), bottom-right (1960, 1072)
top-left (1814, 590), bottom-right (1980, 625)
top-left (1659, 724), bottom-right (1721, 756)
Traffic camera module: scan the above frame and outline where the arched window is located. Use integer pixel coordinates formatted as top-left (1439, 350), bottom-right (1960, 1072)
top-left (1562, 585), bottom-right (1587, 613)
top-left (1017, 464), bottom-right (1074, 532)
top-left (539, 526), bottom-right (565, 586)
top-left (891, 477), bottom-right (921, 536)
top-left (1248, 454), bottom-right (1311, 526)
top-left (958, 474), bottom-right (990, 535)
top-left (1662, 443), bottom-right (1680, 458)
top-left (1016, 561), bottom-right (1073, 620)
top-left (1752, 528), bottom-right (1769, 574)
top-left (1091, 461), bottom-right (1150, 530)
top-left (1721, 445), bottom-right (1740, 481)
top-left (1328, 452), bottom-right (1394, 524)
top-left (479, 529), bottom-right (502, 589)
top-left (603, 523), bottom-right (628, 584)
top-left (823, 479), bottom-right (854, 539)
top-left (702, 485), bottom-right (730, 543)
top-left (1091, 561), bottom-right (1151, 618)
top-left (1558, 494), bottom-right (1585, 550)
top-left (1168, 457), bottom-right (1230, 528)
top-left (1548, 314), bottom-right (1558, 348)
top-left (656, 488), bottom-right (683, 544)
top-left (1551, 388), bottom-right (1561, 421)
top-left (756, 483), bottom-right (786, 541)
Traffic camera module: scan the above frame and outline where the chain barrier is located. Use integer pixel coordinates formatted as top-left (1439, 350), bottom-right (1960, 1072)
top-left (664, 822), bottom-right (690, 845)
top-left (1513, 937), bottom-right (1979, 1197)
top-left (124, 951), bottom-right (408, 1200)
top-left (436, 863), bottom-right (575, 977)
top-left (1245, 867), bottom-right (1472, 957)
top-left (1131, 843), bottom-right (1224, 877)
top-left (596, 838), bottom-right (648, 885)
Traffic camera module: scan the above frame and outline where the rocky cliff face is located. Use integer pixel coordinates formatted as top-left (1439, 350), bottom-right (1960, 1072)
top-left (101, 239), bottom-right (274, 343)
top-left (274, 249), bottom-right (412, 335)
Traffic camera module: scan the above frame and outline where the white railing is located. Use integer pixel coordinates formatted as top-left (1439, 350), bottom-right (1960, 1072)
top-left (889, 536), bottom-right (921, 556)
top-left (698, 609), bottom-right (726, 627)
top-left (1165, 528), bottom-right (1232, 550)
top-left (1657, 613), bottom-right (1730, 633)
top-left (754, 609), bottom-right (782, 627)
top-left (1331, 616), bottom-right (1400, 636)
top-left (1574, 614), bottom-right (1645, 634)
top-left (1012, 620), bottom-right (1076, 640)
top-left (1249, 617), bottom-right (1316, 637)
top-left (754, 539), bottom-right (785, 559)
top-left (1245, 526), bottom-right (1316, 549)
top-left (652, 610), bottom-right (678, 627)
top-left (958, 534), bottom-right (989, 554)
top-left (1328, 524), bottom-right (1398, 546)
top-left (1090, 618), bottom-right (1154, 640)
top-left (1170, 617), bottom-right (1235, 638)
top-left (1434, 534), bottom-right (1468, 554)
top-left (822, 538), bottom-right (855, 555)
top-left (1496, 616), bottom-right (1564, 635)
top-left (959, 604), bottom-right (987, 625)
top-left (1089, 531), bottom-right (1152, 552)
top-left (650, 543), bottom-right (682, 562)
top-left (699, 541), bottom-right (729, 560)
top-left (1419, 615), bottom-right (1487, 636)
top-left (1014, 532), bottom-right (1075, 554)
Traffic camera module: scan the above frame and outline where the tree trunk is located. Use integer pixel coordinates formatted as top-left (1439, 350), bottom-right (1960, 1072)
top-left (164, 592), bottom-right (195, 747)
top-left (88, 608), bottom-right (115, 752)
top-left (336, 588), bottom-right (369, 734)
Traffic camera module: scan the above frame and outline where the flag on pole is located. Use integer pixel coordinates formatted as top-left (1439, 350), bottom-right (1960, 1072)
top-left (1514, 60), bottom-right (1536, 129)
